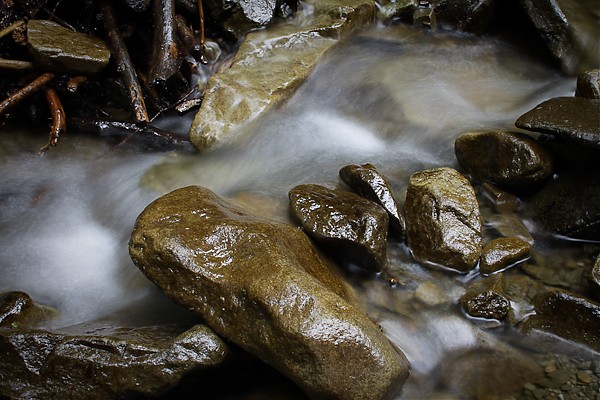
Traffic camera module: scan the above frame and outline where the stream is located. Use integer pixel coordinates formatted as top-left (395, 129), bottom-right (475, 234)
top-left (1, 23), bottom-right (597, 398)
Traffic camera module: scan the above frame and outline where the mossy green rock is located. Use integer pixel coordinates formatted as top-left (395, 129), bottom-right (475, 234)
top-left (129, 185), bottom-right (409, 400)
top-left (0, 323), bottom-right (231, 399)
top-left (27, 19), bottom-right (110, 74)
top-left (403, 167), bottom-right (482, 272)
top-left (455, 130), bottom-right (553, 193)
top-left (289, 183), bottom-right (389, 272)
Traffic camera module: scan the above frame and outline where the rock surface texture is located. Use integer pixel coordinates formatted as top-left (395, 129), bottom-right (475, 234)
top-left (189, 0), bottom-right (376, 150)
top-left (0, 323), bottom-right (231, 399)
top-left (289, 183), bottom-right (389, 272)
top-left (129, 185), bottom-right (409, 400)
top-left (403, 167), bottom-right (483, 272)
top-left (480, 237), bottom-right (532, 275)
top-left (515, 97), bottom-right (600, 149)
top-left (27, 19), bottom-right (111, 74)
top-left (454, 130), bottom-right (553, 193)
top-left (339, 163), bottom-right (405, 235)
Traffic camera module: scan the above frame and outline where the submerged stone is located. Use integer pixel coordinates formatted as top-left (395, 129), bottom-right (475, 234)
top-left (189, 0), bottom-right (376, 150)
top-left (479, 182), bottom-right (521, 213)
top-left (27, 19), bottom-right (110, 74)
top-left (521, 290), bottom-right (600, 352)
top-left (403, 167), bottom-right (482, 272)
top-left (576, 69), bottom-right (600, 99)
top-left (526, 169), bottom-right (600, 240)
top-left (434, 0), bottom-right (500, 34)
top-left (520, 0), bottom-right (600, 74)
top-left (339, 163), bottom-right (405, 235)
top-left (0, 323), bottom-right (231, 399)
top-left (0, 291), bottom-right (57, 329)
top-left (454, 130), bottom-right (553, 193)
top-left (480, 237), bottom-right (531, 276)
top-left (515, 97), bottom-right (600, 150)
top-left (129, 186), bottom-right (409, 400)
top-left (460, 274), bottom-right (510, 320)
top-left (289, 183), bottom-right (389, 272)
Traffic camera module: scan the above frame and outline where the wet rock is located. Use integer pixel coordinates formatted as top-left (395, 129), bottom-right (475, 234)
top-left (0, 291), bottom-right (57, 329)
top-left (123, 0), bottom-right (151, 12)
top-left (519, 0), bottom-right (600, 74)
top-left (504, 274), bottom-right (547, 326)
top-left (485, 214), bottom-right (534, 245)
top-left (26, 19), bottom-right (111, 74)
top-left (0, 323), bottom-right (231, 399)
top-left (204, 0), bottom-right (279, 38)
top-left (440, 348), bottom-right (543, 398)
top-left (129, 186), bottom-right (410, 400)
top-left (521, 290), bottom-right (600, 352)
top-left (480, 182), bottom-right (521, 213)
top-left (434, 0), bottom-right (501, 34)
top-left (591, 254), bottom-right (600, 300)
top-left (413, 2), bottom-right (436, 29)
top-left (515, 97), bottom-right (600, 150)
top-left (455, 130), bottom-right (553, 193)
top-left (576, 69), bottom-right (600, 99)
top-left (289, 183), bottom-right (389, 272)
top-left (376, 0), bottom-right (417, 22)
top-left (526, 169), bottom-right (600, 240)
top-left (189, 0), bottom-right (376, 150)
top-left (403, 167), bottom-right (482, 273)
top-left (480, 237), bottom-right (532, 275)
top-left (339, 163), bottom-right (405, 235)
top-left (461, 274), bottom-right (510, 320)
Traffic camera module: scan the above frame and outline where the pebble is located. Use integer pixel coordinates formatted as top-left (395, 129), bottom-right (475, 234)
top-left (577, 371), bottom-right (593, 384)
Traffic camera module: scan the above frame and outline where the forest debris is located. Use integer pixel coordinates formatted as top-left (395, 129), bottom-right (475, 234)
top-left (36, 86), bottom-right (66, 155)
top-left (0, 72), bottom-right (55, 116)
top-left (99, 0), bottom-right (149, 123)
top-left (0, 58), bottom-right (35, 70)
top-left (148, 0), bottom-right (185, 88)
top-left (0, 20), bottom-right (25, 40)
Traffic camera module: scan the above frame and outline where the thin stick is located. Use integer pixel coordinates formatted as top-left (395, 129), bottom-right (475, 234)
top-left (0, 72), bottom-right (55, 116)
top-left (0, 58), bottom-right (35, 70)
top-left (0, 20), bottom-right (24, 40)
top-left (100, 1), bottom-right (149, 123)
top-left (148, 0), bottom-right (183, 86)
top-left (198, 0), bottom-right (206, 64)
top-left (37, 87), bottom-right (66, 155)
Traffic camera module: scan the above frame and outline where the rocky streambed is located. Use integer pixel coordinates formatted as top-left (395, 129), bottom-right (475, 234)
top-left (1, 1), bottom-right (600, 399)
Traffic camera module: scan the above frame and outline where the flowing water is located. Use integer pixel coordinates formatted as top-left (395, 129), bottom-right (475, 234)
top-left (1, 24), bottom-right (597, 398)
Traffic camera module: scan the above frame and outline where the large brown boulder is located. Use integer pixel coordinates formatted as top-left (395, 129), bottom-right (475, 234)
top-left (403, 167), bottom-right (482, 273)
top-left (129, 186), bottom-right (409, 400)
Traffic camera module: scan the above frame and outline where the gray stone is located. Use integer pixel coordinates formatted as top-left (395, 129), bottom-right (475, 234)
top-left (480, 237), bottom-right (532, 275)
top-left (455, 130), bottom-right (553, 193)
top-left (519, 0), bottom-right (600, 74)
top-left (129, 186), bottom-right (409, 400)
top-left (521, 290), bottom-right (600, 352)
top-left (403, 167), bottom-right (482, 273)
top-left (516, 97), bottom-right (600, 150)
top-left (0, 323), bottom-right (231, 399)
top-left (27, 19), bottom-right (110, 74)
top-left (526, 169), bottom-right (600, 240)
top-left (189, 0), bottom-right (376, 150)
top-left (576, 69), bottom-right (600, 99)
top-left (339, 163), bottom-right (405, 236)
top-left (289, 183), bottom-right (389, 272)
top-left (461, 274), bottom-right (510, 320)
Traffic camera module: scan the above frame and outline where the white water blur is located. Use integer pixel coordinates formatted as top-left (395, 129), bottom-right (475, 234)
top-left (0, 23), bottom-right (577, 379)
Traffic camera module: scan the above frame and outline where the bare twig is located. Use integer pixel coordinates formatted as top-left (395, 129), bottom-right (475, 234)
top-left (198, 0), bottom-right (207, 64)
top-left (148, 0), bottom-right (184, 86)
top-left (0, 20), bottom-right (24, 40)
top-left (100, 0), bottom-right (149, 123)
top-left (36, 87), bottom-right (66, 155)
top-left (0, 59), bottom-right (35, 70)
top-left (0, 72), bottom-right (55, 116)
